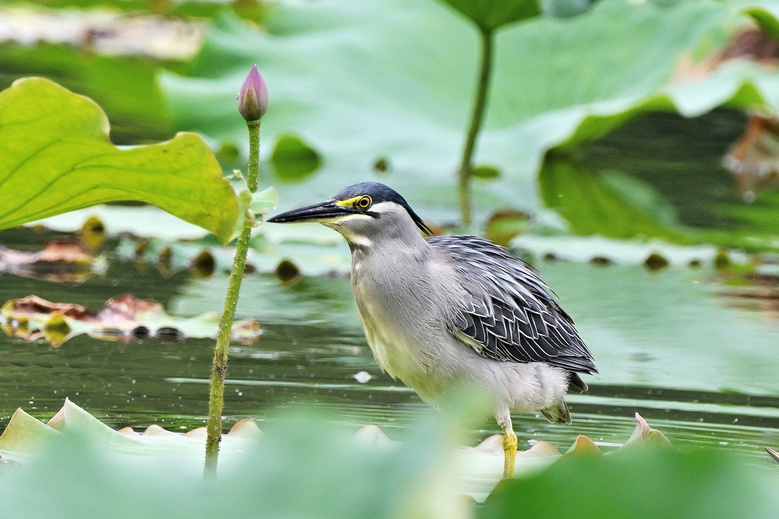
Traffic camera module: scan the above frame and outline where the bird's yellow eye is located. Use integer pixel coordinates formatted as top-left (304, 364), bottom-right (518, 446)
top-left (356, 196), bottom-right (372, 209)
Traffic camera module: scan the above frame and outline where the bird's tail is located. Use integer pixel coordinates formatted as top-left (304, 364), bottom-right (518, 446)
top-left (540, 399), bottom-right (572, 425)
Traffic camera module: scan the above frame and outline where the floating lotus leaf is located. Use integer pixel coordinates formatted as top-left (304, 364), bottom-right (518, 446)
top-left (0, 294), bottom-right (261, 347)
top-left (0, 399), bottom-right (262, 473)
top-left (510, 234), bottom-right (741, 267)
top-left (0, 399), bottom-right (670, 501)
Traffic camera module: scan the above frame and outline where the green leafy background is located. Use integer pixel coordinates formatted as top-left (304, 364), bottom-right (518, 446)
top-left (160, 0), bottom-right (779, 231)
top-left (0, 0), bottom-right (778, 517)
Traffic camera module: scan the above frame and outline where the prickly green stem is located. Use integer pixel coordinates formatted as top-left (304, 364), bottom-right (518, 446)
top-left (204, 217), bottom-right (253, 476)
top-left (204, 94), bottom-right (262, 477)
top-left (247, 121), bottom-right (260, 192)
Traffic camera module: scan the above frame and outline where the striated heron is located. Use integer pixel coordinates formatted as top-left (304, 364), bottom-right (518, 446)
top-left (267, 182), bottom-right (597, 478)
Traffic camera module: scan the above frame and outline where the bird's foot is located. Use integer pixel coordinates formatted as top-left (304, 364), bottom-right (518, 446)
top-left (502, 427), bottom-right (517, 479)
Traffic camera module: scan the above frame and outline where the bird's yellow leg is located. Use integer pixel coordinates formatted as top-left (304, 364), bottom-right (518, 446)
top-left (502, 426), bottom-right (517, 479)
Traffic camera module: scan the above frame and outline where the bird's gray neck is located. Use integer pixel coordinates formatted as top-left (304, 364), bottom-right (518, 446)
top-left (342, 211), bottom-right (429, 257)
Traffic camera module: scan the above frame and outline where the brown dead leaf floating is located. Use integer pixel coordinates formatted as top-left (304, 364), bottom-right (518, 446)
top-left (0, 294), bottom-right (261, 346)
top-left (0, 238), bottom-right (106, 283)
top-left (710, 28), bottom-right (779, 201)
top-left (724, 112), bottom-right (779, 202)
top-left (674, 26), bottom-right (779, 201)
top-left (0, 7), bottom-right (206, 60)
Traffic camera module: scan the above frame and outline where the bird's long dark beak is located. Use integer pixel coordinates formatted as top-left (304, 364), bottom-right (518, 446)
top-left (266, 199), bottom-right (352, 224)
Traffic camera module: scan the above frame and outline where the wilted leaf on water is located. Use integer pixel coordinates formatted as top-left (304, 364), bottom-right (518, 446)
top-left (0, 399), bottom-right (261, 470)
top-left (0, 77), bottom-right (239, 245)
top-left (724, 113), bottom-right (779, 201)
top-left (0, 238), bottom-right (106, 283)
top-left (0, 7), bottom-right (206, 60)
top-left (0, 294), bottom-right (261, 347)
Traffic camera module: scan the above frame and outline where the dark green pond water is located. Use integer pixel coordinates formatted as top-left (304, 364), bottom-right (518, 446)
top-left (0, 110), bottom-right (777, 462)
top-left (0, 234), bottom-right (777, 460)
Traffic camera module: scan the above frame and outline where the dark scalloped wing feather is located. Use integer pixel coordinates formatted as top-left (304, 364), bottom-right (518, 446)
top-left (429, 235), bottom-right (597, 375)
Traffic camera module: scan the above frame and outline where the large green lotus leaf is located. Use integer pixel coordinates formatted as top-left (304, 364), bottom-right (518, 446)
top-left (0, 78), bottom-right (239, 244)
top-left (160, 0), bottom-right (777, 217)
top-left (480, 447), bottom-right (779, 519)
top-left (0, 397), bottom-right (479, 518)
top-left (538, 157), bottom-right (689, 240)
top-left (0, 399), bottom-right (677, 512)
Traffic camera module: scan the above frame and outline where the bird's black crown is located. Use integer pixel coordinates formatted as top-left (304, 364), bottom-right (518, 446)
top-left (334, 182), bottom-right (432, 236)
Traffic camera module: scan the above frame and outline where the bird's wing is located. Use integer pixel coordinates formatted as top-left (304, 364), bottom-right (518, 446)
top-left (429, 235), bottom-right (597, 375)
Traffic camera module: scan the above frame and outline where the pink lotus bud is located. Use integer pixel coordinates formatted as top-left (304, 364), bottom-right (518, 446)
top-left (237, 64), bottom-right (268, 122)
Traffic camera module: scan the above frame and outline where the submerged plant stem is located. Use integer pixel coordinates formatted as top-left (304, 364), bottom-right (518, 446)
top-left (458, 28), bottom-right (493, 228)
top-left (205, 120), bottom-right (260, 477)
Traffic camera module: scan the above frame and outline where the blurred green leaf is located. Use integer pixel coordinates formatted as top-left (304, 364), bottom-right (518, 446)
top-left (271, 135), bottom-right (322, 182)
top-left (160, 0), bottom-right (779, 220)
top-left (0, 44), bottom-right (172, 144)
top-left (472, 164), bottom-right (501, 179)
top-left (541, 0), bottom-right (594, 18)
top-left (574, 110), bottom-right (779, 251)
top-left (0, 399), bottom-right (484, 519)
top-left (251, 186), bottom-right (279, 215)
top-left (717, 189), bottom-right (779, 235)
top-left (480, 447), bottom-right (779, 519)
top-left (739, 0), bottom-right (779, 40)
top-left (538, 157), bottom-right (688, 240)
top-left (436, 0), bottom-right (541, 32)
top-left (0, 78), bottom-right (239, 244)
